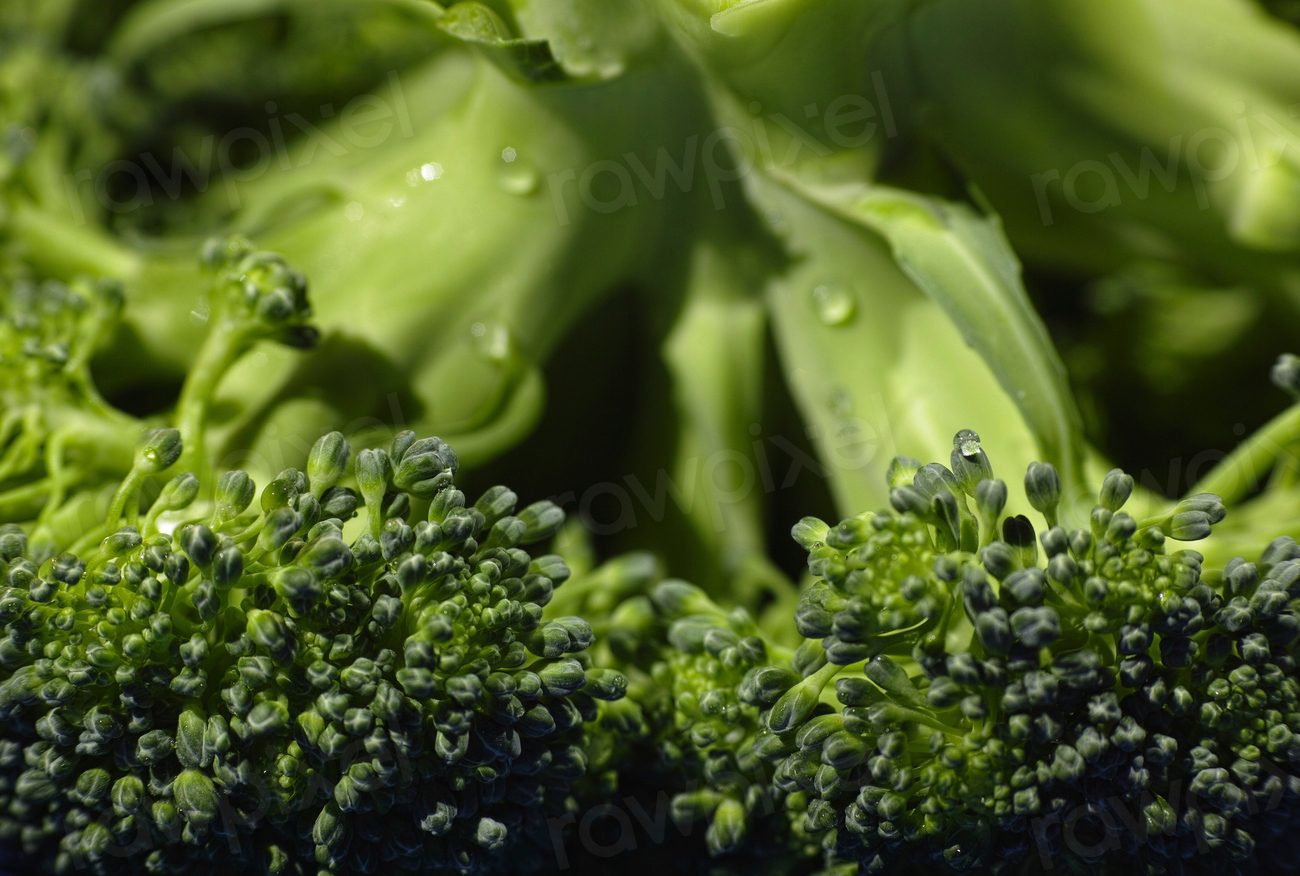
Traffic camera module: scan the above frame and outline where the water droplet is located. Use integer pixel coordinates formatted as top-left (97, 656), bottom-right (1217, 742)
top-left (344, 202), bottom-right (364, 222)
top-left (827, 388), bottom-right (866, 446)
top-left (388, 195), bottom-right (407, 209)
top-left (501, 146), bottom-right (517, 163)
top-left (471, 322), bottom-right (511, 362)
top-left (410, 162), bottom-right (442, 183)
top-left (811, 282), bottom-right (856, 326)
top-left (953, 429), bottom-right (982, 457)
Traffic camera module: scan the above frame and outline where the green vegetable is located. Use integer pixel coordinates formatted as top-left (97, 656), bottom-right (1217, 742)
top-left (0, 422), bottom-right (623, 874)
top-left (890, 0), bottom-right (1300, 468)
top-left (567, 431), bottom-right (1300, 872)
top-left (4, 0), bottom-right (708, 479)
top-left (6, 2), bottom-right (1300, 872)
top-left (0, 238), bottom-right (312, 554)
top-left (1, 0), bottom-right (1101, 571)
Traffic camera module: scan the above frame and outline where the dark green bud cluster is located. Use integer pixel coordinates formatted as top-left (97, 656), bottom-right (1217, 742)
top-left (792, 509), bottom-right (954, 666)
top-left (0, 429), bottom-right (623, 874)
top-left (199, 237), bottom-right (317, 351)
top-left (754, 434), bottom-right (1300, 868)
top-left (544, 556), bottom-right (816, 867)
top-left (754, 432), bottom-right (1300, 872)
top-left (646, 580), bottom-right (781, 856)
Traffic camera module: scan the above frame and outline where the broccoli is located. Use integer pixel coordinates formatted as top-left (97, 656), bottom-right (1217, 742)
top-left (0, 237), bottom-right (313, 554)
top-left (880, 0), bottom-right (1300, 472)
top-left (2, 0), bottom-right (1107, 592)
top-left (0, 225), bottom-right (627, 874)
top-left (577, 429), bottom-right (1300, 873)
top-left (0, 422), bottom-right (625, 874)
top-left (6, 4), bottom-right (1300, 872)
top-left (2, 0), bottom-right (711, 480)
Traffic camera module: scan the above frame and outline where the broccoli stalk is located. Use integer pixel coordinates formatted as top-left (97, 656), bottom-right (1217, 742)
top-left (4, 0), bottom-right (712, 478)
top-left (892, 0), bottom-right (1300, 462)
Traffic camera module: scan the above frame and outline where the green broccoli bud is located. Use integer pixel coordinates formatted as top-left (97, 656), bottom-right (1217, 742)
top-left (137, 428), bottom-right (182, 473)
top-left (949, 429), bottom-right (992, 495)
top-left (1023, 461), bottom-right (1061, 527)
top-left (306, 431), bottom-right (350, 498)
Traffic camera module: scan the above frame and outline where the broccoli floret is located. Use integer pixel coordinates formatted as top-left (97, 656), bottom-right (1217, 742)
top-left (584, 430), bottom-right (1300, 873)
top-left (542, 553), bottom-right (816, 869)
top-left (0, 428), bottom-right (624, 874)
top-left (752, 432), bottom-right (1300, 872)
top-left (0, 231), bottom-right (628, 874)
top-left (0, 238), bottom-right (314, 556)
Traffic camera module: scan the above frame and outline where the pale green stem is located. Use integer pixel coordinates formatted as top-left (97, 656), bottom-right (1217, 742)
top-left (0, 478), bottom-right (55, 520)
top-left (109, 0), bottom-right (446, 66)
top-left (0, 415), bottom-right (42, 482)
top-left (1188, 404), bottom-right (1300, 506)
top-left (174, 322), bottom-right (248, 485)
top-left (34, 431), bottom-right (72, 529)
top-left (7, 202), bottom-right (141, 281)
top-left (106, 467), bottom-right (149, 526)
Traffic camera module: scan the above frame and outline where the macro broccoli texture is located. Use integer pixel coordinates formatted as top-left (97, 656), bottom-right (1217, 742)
top-left (9, 0), bottom-right (1300, 578)
top-left (0, 237), bottom-right (314, 554)
top-left (0, 423), bottom-right (625, 874)
top-left (0, 230), bottom-right (625, 874)
top-left (776, 438), bottom-right (1299, 872)
top-left (5, 1), bottom-right (1300, 874)
top-left (546, 553), bottom-right (808, 863)
top-left (561, 433), bottom-right (1300, 874)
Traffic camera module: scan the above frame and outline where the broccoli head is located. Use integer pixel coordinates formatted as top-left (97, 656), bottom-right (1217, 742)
top-left (0, 427), bottom-right (626, 874)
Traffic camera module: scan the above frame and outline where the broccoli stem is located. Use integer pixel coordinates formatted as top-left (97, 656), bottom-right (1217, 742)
top-left (6, 202), bottom-right (141, 281)
top-left (107, 0), bottom-right (444, 67)
top-left (1187, 402), bottom-right (1300, 506)
top-left (0, 479), bottom-right (55, 521)
top-left (174, 319), bottom-right (249, 485)
top-left (105, 466), bottom-right (149, 526)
